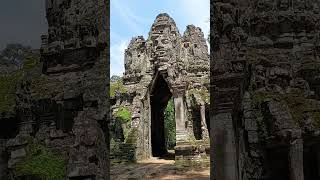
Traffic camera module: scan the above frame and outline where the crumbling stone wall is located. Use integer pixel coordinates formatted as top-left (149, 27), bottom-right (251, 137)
top-left (112, 13), bottom-right (210, 164)
top-left (0, 0), bottom-right (108, 179)
top-left (212, 0), bottom-right (320, 180)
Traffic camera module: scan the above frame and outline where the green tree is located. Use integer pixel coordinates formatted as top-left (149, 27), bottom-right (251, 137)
top-left (110, 75), bottom-right (122, 83)
top-left (110, 76), bottom-right (127, 98)
top-left (164, 98), bottom-right (176, 149)
top-left (115, 106), bottom-right (132, 123)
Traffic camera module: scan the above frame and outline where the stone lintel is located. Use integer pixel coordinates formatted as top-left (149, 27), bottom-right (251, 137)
top-left (172, 85), bottom-right (186, 98)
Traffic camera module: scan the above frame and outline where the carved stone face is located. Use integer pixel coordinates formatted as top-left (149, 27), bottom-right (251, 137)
top-left (279, 0), bottom-right (289, 10)
top-left (257, 0), bottom-right (266, 11)
top-left (65, 28), bottom-right (74, 40)
top-left (262, 0), bottom-right (274, 11)
top-left (150, 14), bottom-right (179, 65)
top-left (153, 33), bottom-right (173, 62)
top-left (293, 0), bottom-right (305, 10)
top-left (313, 3), bottom-right (319, 13)
top-left (48, 27), bottom-right (57, 42)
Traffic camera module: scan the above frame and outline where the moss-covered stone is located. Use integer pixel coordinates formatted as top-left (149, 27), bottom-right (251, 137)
top-left (15, 140), bottom-right (66, 180)
top-left (23, 53), bottom-right (40, 70)
top-left (125, 128), bottom-right (138, 144)
top-left (251, 90), bottom-right (320, 128)
top-left (29, 74), bottom-right (51, 100)
top-left (115, 106), bottom-right (132, 124)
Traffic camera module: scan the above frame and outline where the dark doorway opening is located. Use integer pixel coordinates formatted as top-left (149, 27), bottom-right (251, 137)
top-left (205, 106), bottom-right (210, 137)
top-left (266, 147), bottom-right (290, 180)
top-left (0, 117), bottom-right (19, 180)
top-left (304, 144), bottom-right (320, 180)
top-left (0, 118), bottom-right (19, 139)
top-left (192, 107), bottom-right (202, 140)
top-left (150, 75), bottom-right (173, 157)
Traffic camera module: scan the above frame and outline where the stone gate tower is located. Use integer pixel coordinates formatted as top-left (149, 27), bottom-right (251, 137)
top-left (112, 13), bottom-right (210, 164)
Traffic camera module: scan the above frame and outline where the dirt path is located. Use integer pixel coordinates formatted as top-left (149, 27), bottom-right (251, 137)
top-left (111, 157), bottom-right (210, 180)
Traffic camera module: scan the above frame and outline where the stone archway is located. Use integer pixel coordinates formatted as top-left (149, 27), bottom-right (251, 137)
top-left (148, 71), bottom-right (190, 159)
top-left (150, 74), bottom-right (172, 157)
top-left (113, 13), bottom-right (210, 165)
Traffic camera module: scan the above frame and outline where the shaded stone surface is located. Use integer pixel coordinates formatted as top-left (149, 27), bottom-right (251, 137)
top-left (0, 0), bottom-right (108, 179)
top-left (211, 0), bottom-right (320, 179)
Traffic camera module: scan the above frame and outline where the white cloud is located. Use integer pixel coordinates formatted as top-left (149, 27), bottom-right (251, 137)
top-left (111, 0), bottom-right (150, 35)
top-left (110, 40), bottom-right (129, 76)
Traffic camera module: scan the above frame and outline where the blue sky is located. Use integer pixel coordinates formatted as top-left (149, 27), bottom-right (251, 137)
top-left (111, 0), bottom-right (210, 76)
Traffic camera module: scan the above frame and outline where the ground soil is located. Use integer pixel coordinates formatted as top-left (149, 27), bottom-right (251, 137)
top-left (111, 156), bottom-right (210, 180)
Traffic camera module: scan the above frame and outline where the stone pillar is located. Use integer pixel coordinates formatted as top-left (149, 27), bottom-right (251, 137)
top-left (172, 85), bottom-right (188, 143)
top-left (174, 95), bottom-right (188, 143)
top-left (0, 139), bottom-right (7, 180)
top-left (212, 112), bottom-right (238, 180)
top-left (289, 138), bottom-right (304, 180)
top-left (200, 102), bottom-right (209, 140)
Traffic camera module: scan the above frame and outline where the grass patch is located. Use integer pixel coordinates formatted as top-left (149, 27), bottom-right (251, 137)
top-left (16, 140), bottom-right (66, 180)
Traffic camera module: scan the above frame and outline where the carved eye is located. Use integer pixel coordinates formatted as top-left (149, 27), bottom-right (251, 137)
top-left (162, 39), bottom-right (169, 44)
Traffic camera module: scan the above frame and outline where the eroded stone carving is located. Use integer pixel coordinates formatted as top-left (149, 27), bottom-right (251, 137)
top-left (1, 0), bottom-right (109, 179)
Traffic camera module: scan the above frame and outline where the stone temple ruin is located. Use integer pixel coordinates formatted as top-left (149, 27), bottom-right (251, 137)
top-left (111, 13), bottom-right (210, 165)
top-left (212, 0), bottom-right (320, 180)
top-left (0, 0), bottom-right (108, 179)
